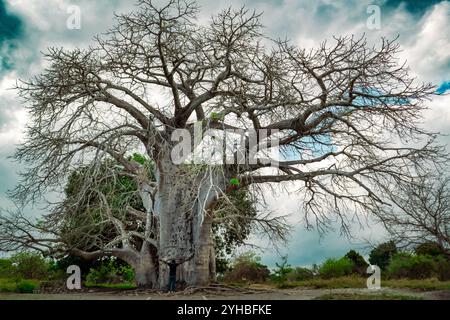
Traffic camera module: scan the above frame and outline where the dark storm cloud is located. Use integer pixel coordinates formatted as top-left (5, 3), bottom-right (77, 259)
top-left (382, 0), bottom-right (444, 16)
top-left (0, 0), bottom-right (24, 73)
top-left (0, 0), bottom-right (23, 41)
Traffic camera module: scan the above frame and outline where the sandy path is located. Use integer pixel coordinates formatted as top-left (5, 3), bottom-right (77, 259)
top-left (0, 287), bottom-right (448, 300)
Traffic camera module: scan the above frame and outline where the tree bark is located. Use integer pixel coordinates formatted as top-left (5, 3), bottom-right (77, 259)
top-left (133, 253), bottom-right (157, 288)
top-left (154, 154), bottom-right (226, 288)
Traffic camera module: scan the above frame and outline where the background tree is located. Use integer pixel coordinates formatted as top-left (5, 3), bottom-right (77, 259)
top-left (0, 154), bottom-right (275, 286)
top-left (415, 242), bottom-right (448, 258)
top-left (374, 174), bottom-right (450, 255)
top-left (368, 241), bottom-right (398, 270)
top-left (212, 188), bottom-right (259, 274)
top-left (344, 249), bottom-right (368, 275)
top-left (0, 0), bottom-right (444, 288)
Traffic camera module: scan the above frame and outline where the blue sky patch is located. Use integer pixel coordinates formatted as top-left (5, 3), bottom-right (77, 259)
top-left (436, 81), bottom-right (450, 94)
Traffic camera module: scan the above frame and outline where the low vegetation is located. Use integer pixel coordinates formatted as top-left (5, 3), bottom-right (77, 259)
top-left (223, 241), bottom-right (450, 292)
top-left (0, 240), bottom-right (449, 295)
top-left (314, 293), bottom-right (423, 300)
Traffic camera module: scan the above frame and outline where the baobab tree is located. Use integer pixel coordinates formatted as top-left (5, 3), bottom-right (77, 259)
top-left (0, 155), bottom-right (274, 287)
top-left (0, 0), bottom-right (444, 288)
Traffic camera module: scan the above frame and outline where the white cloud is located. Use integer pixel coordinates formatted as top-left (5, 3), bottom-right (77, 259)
top-left (399, 2), bottom-right (450, 84)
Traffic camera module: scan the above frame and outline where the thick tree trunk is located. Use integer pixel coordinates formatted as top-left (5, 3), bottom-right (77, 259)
top-left (189, 213), bottom-right (214, 286)
top-left (154, 153), bottom-right (227, 289)
top-left (134, 257), bottom-right (157, 288)
top-left (209, 242), bottom-right (217, 283)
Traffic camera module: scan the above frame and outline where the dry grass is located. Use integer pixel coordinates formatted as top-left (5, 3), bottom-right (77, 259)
top-left (277, 276), bottom-right (450, 291)
top-left (314, 293), bottom-right (423, 300)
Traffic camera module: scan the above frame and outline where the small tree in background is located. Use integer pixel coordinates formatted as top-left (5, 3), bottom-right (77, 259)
top-left (319, 257), bottom-right (354, 279)
top-left (10, 252), bottom-right (50, 280)
top-left (286, 267), bottom-right (314, 282)
top-left (271, 256), bottom-right (293, 283)
top-left (344, 250), bottom-right (369, 275)
top-left (369, 241), bottom-right (398, 270)
top-left (224, 252), bottom-right (270, 283)
top-left (415, 242), bottom-right (448, 258)
top-left (387, 253), bottom-right (437, 279)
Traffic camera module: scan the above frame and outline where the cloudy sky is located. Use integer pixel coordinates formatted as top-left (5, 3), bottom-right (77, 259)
top-left (0, 0), bottom-right (449, 267)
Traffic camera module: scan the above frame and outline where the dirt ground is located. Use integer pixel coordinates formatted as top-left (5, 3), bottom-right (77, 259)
top-left (1, 287), bottom-right (449, 300)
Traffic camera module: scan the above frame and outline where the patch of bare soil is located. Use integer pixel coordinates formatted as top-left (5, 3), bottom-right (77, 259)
top-left (1, 285), bottom-right (449, 300)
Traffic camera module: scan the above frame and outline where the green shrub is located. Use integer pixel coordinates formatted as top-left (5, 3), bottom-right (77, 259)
top-left (224, 252), bottom-right (270, 283)
top-left (436, 258), bottom-right (450, 281)
top-left (0, 259), bottom-right (14, 278)
top-left (0, 278), bottom-right (18, 292)
top-left (271, 256), bottom-right (293, 283)
top-left (286, 267), bottom-right (314, 282)
top-left (278, 275), bottom-right (365, 289)
top-left (11, 252), bottom-right (50, 280)
top-left (369, 241), bottom-right (397, 270)
top-left (118, 265), bottom-right (135, 282)
top-left (86, 258), bottom-right (135, 284)
top-left (17, 280), bottom-right (39, 293)
top-left (319, 258), bottom-right (354, 279)
top-left (344, 250), bottom-right (369, 275)
top-left (387, 253), bottom-right (436, 279)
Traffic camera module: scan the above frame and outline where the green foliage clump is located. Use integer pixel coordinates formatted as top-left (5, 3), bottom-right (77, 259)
top-left (16, 280), bottom-right (39, 293)
top-left (224, 252), bottom-right (270, 283)
top-left (369, 241), bottom-right (397, 270)
top-left (271, 256), bottom-right (293, 283)
top-left (86, 258), bottom-right (135, 284)
top-left (0, 259), bottom-right (14, 278)
top-left (0, 278), bottom-right (18, 292)
top-left (213, 189), bottom-right (258, 274)
top-left (286, 267), bottom-right (314, 282)
top-left (387, 253), bottom-right (437, 279)
top-left (230, 178), bottom-right (240, 186)
top-left (344, 250), bottom-right (369, 275)
top-left (436, 258), bottom-right (450, 281)
top-left (319, 257), bottom-right (355, 279)
top-left (10, 252), bottom-right (50, 280)
top-left (210, 112), bottom-right (225, 121)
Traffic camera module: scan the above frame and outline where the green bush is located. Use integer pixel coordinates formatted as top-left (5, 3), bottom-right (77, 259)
top-left (271, 256), bottom-right (293, 283)
top-left (286, 267), bottom-right (314, 282)
top-left (319, 258), bottom-right (354, 279)
top-left (118, 265), bottom-right (135, 282)
top-left (435, 258), bottom-right (450, 281)
top-left (86, 258), bottom-right (135, 284)
top-left (0, 259), bottom-right (14, 278)
top-left (16, 280), bottom-right (39, 293)
top-left (224, 252), bottom-right (270, 283)
top-left (11, 252), bottom-right (50, 280)
top-left (369, 241), bottom-right (397, 270)
top-left (0, 278), bottom-right (18, 292)
top-left (387, 253), bottom-right (437, 279)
